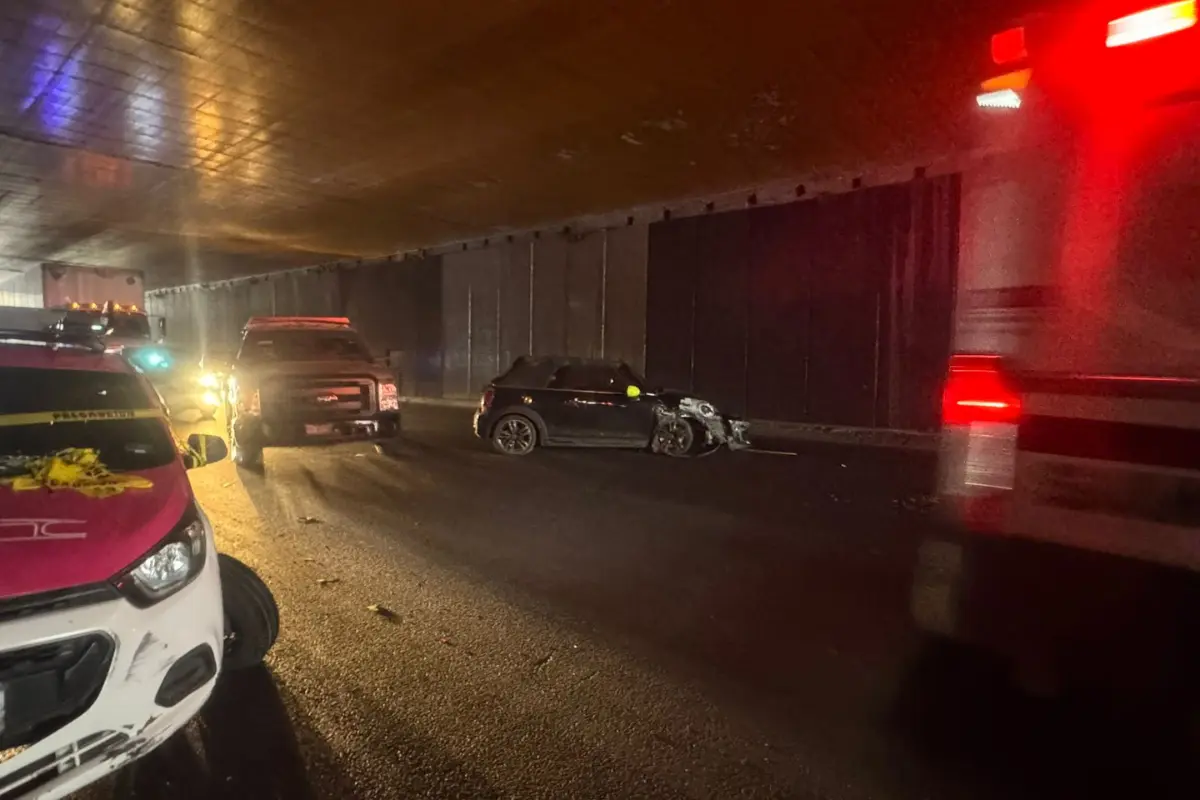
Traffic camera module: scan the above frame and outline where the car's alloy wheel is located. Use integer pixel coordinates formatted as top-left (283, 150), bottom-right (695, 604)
top-left (493, 415), bottom-right (536, 456)
top-left (657, 418), bottom-right (695, 458)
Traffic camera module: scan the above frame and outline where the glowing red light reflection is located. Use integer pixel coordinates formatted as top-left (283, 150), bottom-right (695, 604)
top-left (1106, 0), bottom-right (1196, 47)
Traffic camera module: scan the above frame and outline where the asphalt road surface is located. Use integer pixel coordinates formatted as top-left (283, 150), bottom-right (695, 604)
top-left (79, 406), bottom-right (1196, 800)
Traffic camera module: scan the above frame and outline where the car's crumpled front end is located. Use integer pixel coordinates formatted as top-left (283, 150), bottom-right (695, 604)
top-left (653, 396), bottom-right (751, 453)
top-left (0, 506), bottom-right (224, 800)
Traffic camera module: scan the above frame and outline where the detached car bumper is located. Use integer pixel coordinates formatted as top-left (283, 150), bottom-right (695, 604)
top-left (0, 520), bottom-right (224, 800)
top-left (235, 410), bottom-right (401, 448)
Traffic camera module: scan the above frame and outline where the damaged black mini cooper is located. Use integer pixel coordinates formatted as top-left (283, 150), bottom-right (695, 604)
top-left (473, 356), bottom-right (750, 457)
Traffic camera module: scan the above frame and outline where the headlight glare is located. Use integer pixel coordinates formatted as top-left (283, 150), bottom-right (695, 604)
top-left (133, 541), bottom-right (194, 592)
top-left (199, 372), bottom-right (220, 389)
top-left (114, 510), bottom-right (207, 607)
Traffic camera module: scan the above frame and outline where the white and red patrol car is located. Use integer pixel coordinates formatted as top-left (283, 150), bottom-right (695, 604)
top-left (0, 309), bottom-right (278, 799)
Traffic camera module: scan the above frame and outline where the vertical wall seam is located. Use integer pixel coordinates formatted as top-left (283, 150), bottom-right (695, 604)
top-left (600, 230), bottom-right (608, 358)
top-left (528, 240), bottom-right (535, 354)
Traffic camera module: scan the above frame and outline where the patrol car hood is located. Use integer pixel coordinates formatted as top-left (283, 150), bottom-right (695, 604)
top-left (234, 359), bottom-right (392, 382)
top-left (0, 462), bottom-right (193, 600)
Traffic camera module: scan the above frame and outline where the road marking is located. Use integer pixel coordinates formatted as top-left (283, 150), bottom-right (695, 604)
top-left (746, 448), bottom-right (796, 456)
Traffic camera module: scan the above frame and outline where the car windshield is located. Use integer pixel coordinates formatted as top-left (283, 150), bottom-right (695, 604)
top-left (108, 313), bottom-right (151, 340)
top-left (237, 329), bottom-right (371, 362)
top-left (0, 366), bottom-right (176, 473)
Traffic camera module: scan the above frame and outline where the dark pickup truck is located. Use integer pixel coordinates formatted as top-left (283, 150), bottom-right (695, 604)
top-left (225, 316), bottom-right (400, 468)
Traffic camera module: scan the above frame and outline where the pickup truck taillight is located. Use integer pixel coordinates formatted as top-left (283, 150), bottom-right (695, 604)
top-left (942, 354), bottom-right (1021, 495)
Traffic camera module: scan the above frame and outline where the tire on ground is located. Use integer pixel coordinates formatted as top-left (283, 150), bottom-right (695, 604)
top-left (491, 413), bottom-right (538, 456)
top-left (219, 553), bottom-right (280, 670)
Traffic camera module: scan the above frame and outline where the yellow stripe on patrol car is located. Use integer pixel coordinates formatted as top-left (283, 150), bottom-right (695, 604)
top-left (0, 408), bottom-right (165, 428)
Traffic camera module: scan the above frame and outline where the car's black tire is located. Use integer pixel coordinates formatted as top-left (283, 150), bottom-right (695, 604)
top-left (219, 554), bottom-right (279, 671)
top-left (491, 414), bottom-right (538, 456)
top-left (655, 417), bottom-right (697, 458)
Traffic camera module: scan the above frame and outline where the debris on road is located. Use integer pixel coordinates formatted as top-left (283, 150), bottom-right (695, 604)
top-left (367, 603), bottom-right (398, 621)
top-left (316, 577), bottom-right (340, 587)
top-left (895, 494), bottom-right (938, 513)
top-left (298, 515), bottom-right (322, 524)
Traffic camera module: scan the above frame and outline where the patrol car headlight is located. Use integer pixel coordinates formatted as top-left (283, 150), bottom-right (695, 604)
top-left (114, 507), bottom-right (207, 607)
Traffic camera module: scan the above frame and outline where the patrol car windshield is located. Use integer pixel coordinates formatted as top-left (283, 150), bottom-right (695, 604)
top-left (0, 367), bottom-right (176, 472)
top-left (237, 329), bottom-right (372, 362)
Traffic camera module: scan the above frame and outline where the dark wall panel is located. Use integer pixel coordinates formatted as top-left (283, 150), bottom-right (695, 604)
top-left (500, 240), bottom-right (532, 368)
top-left (565, 232), bottom-right (604, 358)
top-left (410, 256), bottom-right (444, 397)
top-left (531, 236), bottom-right (567, 356)
top-left (747, 203), bottom-right (811, 423)
top-left (805, 192), bottom-right (885, 427)
top-left (603, 225), bottom-right (648, 372)
top-left (467, 249), bottom-right (502, 394)
top-left (692, 209), bottom-right (750, 414)
top-left (441, 254), bottom-right (472, 397)
top-left (646, 175), bottom-right (958, 430)
top-left (887, 176), bottom-right (959, 431)
top-left (645, 216), bottom-right (698, 392)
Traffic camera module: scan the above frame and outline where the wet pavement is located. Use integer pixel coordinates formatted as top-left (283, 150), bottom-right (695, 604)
top-left (80, 406), bottom-right (1196, 800)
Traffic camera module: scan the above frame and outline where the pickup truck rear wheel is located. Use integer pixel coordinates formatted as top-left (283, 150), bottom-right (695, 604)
top-left (220, 554), bottom-right (279, 670)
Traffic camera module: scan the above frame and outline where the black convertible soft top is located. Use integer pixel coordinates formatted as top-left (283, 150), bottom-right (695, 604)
top-left (492, 355), bottom-right (634, 389)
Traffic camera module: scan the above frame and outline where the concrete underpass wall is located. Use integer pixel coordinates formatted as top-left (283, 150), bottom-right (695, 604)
top-left (146, 226), bottom-right (649, 400)
top-left (439, 228), bottom-right (649, 397)
top-left (148, 175), bottom-right (955, 431)
top-left (645, 175), bottom-right (958, 431)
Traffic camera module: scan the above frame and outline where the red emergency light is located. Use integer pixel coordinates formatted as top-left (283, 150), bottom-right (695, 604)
top-left (1106, 0), bottom-right (1196, 47)
top-left (991, 26), bottom-right (1028, 64)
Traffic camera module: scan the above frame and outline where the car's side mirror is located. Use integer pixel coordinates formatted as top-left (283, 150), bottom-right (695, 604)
top-left (626, 385), bottom-right (642, 399)
top-left (184, 433), bottom-right (228, 469)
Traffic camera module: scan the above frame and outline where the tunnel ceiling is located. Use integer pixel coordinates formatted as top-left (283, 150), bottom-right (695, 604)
top-left (0, 0), bottom-right (1020, 289)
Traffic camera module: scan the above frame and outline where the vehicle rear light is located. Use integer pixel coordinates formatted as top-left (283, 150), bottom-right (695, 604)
top-left (480, 388), bottom-right (494, 412)
top-left (976, 89), bottom-right (1023, 109)
top-left (991, 26), bottom-right (1028, 64)
top-left (942, 355), bottom-right (1022, 427)
top-left (942, 355), bottom-right (1021, 494)
top-left (1106, 0), bottom-right (1196, 47)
